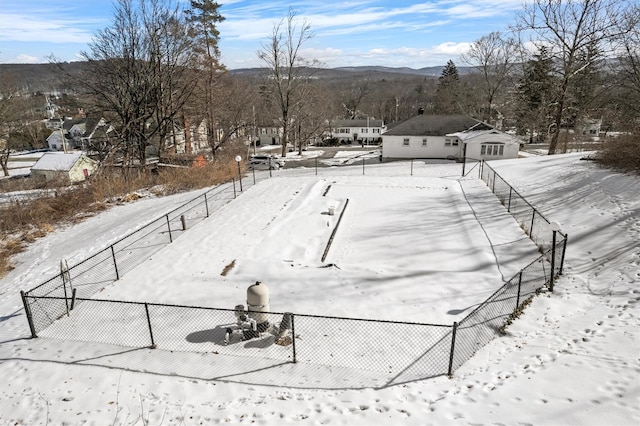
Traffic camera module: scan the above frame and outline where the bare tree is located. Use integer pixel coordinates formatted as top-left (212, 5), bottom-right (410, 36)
top-left (258, 9), bottom-right (318, 157)
top-left (208, 74), bottom-right (256, 154)
top-left (0, 74), bottom-right (24, 176)
top-left (461, 31), bottom-right (518, 124)
top-left (613, 4), bottom-right (640, 130)
top-left (79, 0), bottom-right (198, 170)
top-left (342, 82), bottom-right (371, 119)
top-left (291, 84), bottom-right (332, 153)
top-left (514, 0), bottom-right (636, 154)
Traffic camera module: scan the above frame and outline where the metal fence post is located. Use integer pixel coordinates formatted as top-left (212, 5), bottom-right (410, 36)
top-left (516, 271), bottom-right (523, 309)
top-left (70, 288), bottom-right (77, 311)
top-left (362, 157), bottom-right (365, 175)
top-left (560, 234), bottom-right (568, 275)
top-left (204, 193), bottom-right (210, 218)
top-left (550, 230), bottom-right (557, 292)
top-left (530, 210), bottom-right (536, 237)
top-left (144, 303), bottom-right (156, 348)
top-left (291, 313), bottom-right (297, 363)
top-left (111, 245), bottom-right (120, 281)
top-left (166, 214), bottom-right (173, 243)
top-left (508, 187), bottom-right (513, 212)
top-left (411, 158), bottom-right (414, 176)
top-left (315, 157), bottom-right (318, 175)
top-left (62, 273), bottom-right (69, 315)
top-left (492, 170), bottom-right (496, 193)
top-left (447, 322), bottom-right (458, 377)
top-left (20, 291), bottom-right (37, 338)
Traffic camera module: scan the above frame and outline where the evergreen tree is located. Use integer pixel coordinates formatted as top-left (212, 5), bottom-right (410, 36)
top-left (185, 0), bottom-right (226, 157)
top-left (516, 47), bottom-right (555, 143)
top-left (435, 60), bottom-right (461, 114)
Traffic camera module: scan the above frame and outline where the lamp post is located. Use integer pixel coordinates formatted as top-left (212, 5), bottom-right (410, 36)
top-left (235, 155), bottom-right (243, 192)
top-left (549, 221), bottom-right (561, 292)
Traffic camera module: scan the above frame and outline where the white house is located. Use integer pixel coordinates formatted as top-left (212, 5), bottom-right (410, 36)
top-left (330, 118), bottom-right (386, 145)
top-left (46, 130), bottom-right (70, 151)
top-left (31, 152), bottom-right (99, 183)
top-left (449, 129), bottom-right (521, 160)
top-left (382, 114), bottom-right (520, 161)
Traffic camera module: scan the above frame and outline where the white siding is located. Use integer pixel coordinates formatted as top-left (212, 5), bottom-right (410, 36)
top-left (382, 135), bottom-right (460, 159)
top-left (462, 133), bottom-right (520, 160)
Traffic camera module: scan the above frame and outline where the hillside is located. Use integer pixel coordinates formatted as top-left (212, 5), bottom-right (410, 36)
top-left (0, 62), bottom-right (464, 93)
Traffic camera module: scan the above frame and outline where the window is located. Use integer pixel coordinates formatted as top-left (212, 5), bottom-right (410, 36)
top-left (361, 128), bottom-right (369, 133)
top-left (445, 138), bottom-right (451, 146)
top-left (452, 139), bottom-right (459, 146)
top-left (481, 144), bottom-right (505, 156)
top-left (403, 138), bottom-right (410, 146)
top-left (422, 138), bottom-right (427, 146)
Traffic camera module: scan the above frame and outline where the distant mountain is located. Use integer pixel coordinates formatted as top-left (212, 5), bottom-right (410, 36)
top-left (0, 62), bottom-right (473, 93)
top-left (230, 65), bottom-right (473, 79)
top-left (331, 65), bottom-right (473, 76)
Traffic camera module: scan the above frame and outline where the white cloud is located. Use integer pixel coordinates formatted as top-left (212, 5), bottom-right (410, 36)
top-left (13, 54), bottom-right (39, 64)
top-left (0, 13), bottom-right (97, 44)
top-left (433, 41), bottom-right (473, 55)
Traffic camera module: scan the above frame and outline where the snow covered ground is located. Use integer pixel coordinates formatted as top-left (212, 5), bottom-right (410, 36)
top-left (0, 152), bottom-right (638, 425)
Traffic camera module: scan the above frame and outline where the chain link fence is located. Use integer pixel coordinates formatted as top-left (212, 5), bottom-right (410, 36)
top-left (20, 160), bottom-right (567, 385)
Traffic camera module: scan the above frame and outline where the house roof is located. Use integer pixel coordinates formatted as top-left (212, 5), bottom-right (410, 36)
top-left (32, 152), bottom-right (83, 171)
top-left (332, 119), bottom-right (385, 128)
top-left (449, 129), bottom-right (522, 145)
top-left (383, 115), bottom-right (492, 136)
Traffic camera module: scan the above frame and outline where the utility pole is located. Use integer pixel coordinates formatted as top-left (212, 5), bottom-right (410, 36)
top-left (395, 97), bottom-right (399, 122)
top-left (252, 105), bottom-right (257, 155)
top-left (59, 117), bottom-right (68, 153)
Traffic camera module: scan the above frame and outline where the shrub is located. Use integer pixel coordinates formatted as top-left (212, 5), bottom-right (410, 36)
top-left (596, 134), bottom-right (640, 174)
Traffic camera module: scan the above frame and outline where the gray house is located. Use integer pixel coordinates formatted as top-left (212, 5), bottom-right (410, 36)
top-left (382, 114), bottom-right (520, 160)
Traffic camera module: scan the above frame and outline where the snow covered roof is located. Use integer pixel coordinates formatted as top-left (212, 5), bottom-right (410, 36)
top-left (448, 128), bottom-right (521, 144)
top-left (31, 152), bottom-right (83, 171)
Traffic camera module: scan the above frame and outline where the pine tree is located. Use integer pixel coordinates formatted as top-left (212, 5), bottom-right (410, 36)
top-left (185, 0), bottom-right (226, 157)
top-left (516, 47), bottom-right (555, 143)
top-left (435, 60), bottom-right (461, 114)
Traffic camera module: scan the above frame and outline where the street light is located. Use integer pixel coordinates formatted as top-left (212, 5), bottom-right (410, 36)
top-left (235, 155), bottom-right (243, 192)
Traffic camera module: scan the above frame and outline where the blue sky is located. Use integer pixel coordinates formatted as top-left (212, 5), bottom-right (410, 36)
top-left (0, 0), bottom-right (523, 69)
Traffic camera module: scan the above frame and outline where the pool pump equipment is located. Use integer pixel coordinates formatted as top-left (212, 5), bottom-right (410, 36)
top-left (224, 281), bottom-right (294, 346)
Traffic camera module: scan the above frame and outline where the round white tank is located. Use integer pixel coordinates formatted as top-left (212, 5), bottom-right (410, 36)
top-left (247, 281), bottom-right (270, 326)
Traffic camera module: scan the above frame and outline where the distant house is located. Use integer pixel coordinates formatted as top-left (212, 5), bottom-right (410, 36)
top-left (381, 113), bottom-right (520, 160)
top-left (31, 152), bottom-right (99, 183)
top-left (45, 117), bottom-right (114, 152)
top-left (165, 118), bottom-right (209, 155)
top-left (329, 118), bottom-right (386, 145)
top-left (46, 129), bottom-right (70, 151)
top-left (255, 122), bottom-right (283, 147)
